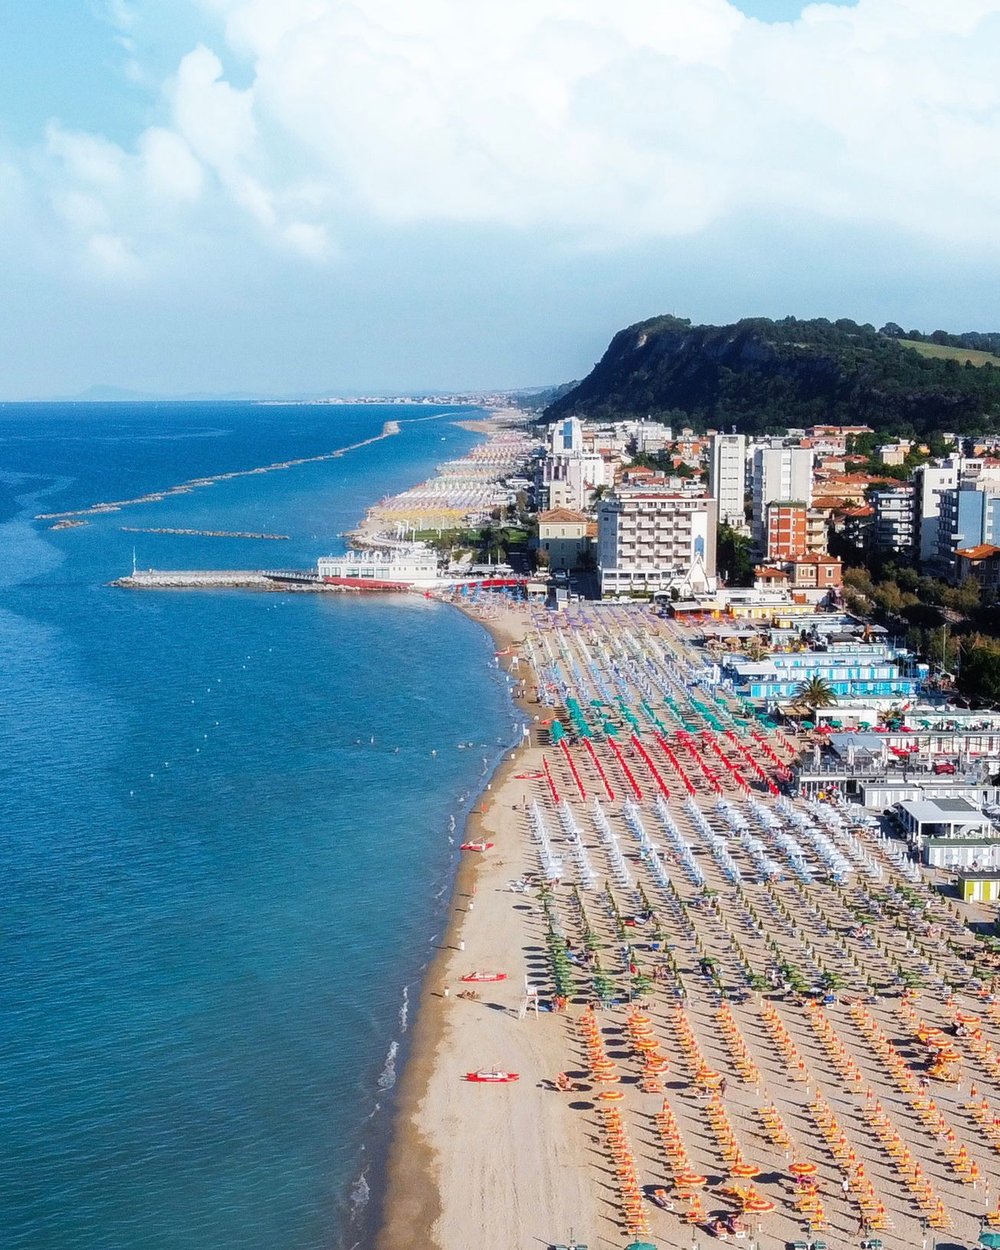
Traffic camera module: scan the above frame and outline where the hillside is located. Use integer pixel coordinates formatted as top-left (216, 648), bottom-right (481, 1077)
top-left (897, 339), bottom-right (1000, 368)
top-left (545, 315), bottom-right (1000, 436)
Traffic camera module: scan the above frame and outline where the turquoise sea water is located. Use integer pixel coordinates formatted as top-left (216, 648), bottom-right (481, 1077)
top-left (0, 403), bottom-right (521, 1249)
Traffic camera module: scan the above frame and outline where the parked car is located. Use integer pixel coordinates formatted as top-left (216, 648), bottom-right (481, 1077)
top-left (933, 761), bottom-right (957, 775)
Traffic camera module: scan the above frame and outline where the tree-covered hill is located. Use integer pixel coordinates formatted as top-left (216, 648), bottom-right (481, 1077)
top-left (544, 315), bottom-right (1000, 436)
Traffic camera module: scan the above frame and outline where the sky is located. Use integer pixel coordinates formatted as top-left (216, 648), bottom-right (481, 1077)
top-left (2, 0), bottom-right (1000, 398)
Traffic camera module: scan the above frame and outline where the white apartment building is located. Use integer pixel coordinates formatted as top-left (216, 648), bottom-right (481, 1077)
top-left (708, 433), bottom-right (748, 530)
top-left (548, 416), bottom-right (584, 456)
top-left (915, 463), bottom-right (958, 564)
top-left (751, 445), bottom-right (814, 550)
top-left (626, 420), bottom-right (673, 454)
top-left (541, 451), bottom-right (612, 511)
top-left (597, 491), bottom-right (717, 598)
top-left (913, 457), bottom-right (1000, 566)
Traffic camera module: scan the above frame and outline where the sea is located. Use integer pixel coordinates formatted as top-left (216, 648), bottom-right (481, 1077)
top-left (0, 402), bottom-right (523, 1250)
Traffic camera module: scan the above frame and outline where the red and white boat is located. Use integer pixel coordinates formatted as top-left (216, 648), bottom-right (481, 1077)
top-left (460, 971), bottom-right (508, 983)
top-left (464, 1069), bottom-right (519, 1083)
top-left (460, 840), bottom-right (494, 852)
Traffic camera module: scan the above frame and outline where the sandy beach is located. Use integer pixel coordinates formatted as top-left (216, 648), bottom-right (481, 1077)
top-left (375, 602), bottom-right (609, 1250)
top-left (377, 599), bottom-right (1000, 1250)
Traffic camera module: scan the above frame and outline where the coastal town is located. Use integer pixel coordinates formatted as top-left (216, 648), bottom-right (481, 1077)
top-left (13, 11), bottom-right (1000, 1250)
top-left (362, 407), bottom-right (1000, 1250)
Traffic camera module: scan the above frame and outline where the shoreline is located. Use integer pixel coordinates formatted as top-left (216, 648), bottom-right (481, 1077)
top-left (335, 406), bottom-right (536, 1250)
top-left (374, 602), bottom-right (532, 1250)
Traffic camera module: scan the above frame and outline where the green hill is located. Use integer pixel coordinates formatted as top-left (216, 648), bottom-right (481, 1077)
top-left (897, 339), bottom-right (1000, 368)
top-left (545, 315), bottom-right (1000, 437)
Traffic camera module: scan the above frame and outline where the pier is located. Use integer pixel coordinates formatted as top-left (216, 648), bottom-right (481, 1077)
top-left (111, 568), bottom-right (396, 591)
top-left (113, 570), bottom-right (278, 589)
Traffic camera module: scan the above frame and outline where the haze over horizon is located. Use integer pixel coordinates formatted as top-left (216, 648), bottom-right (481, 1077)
top-left (3, 0), bottom-right (1000, 401)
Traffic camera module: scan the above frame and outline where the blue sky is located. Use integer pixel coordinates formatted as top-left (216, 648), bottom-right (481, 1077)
top-left (1, 0), bottom-right (999, 399)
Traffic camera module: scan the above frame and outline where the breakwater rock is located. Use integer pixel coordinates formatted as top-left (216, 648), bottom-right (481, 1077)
top-left (120, 527), bottom-right (289, 540)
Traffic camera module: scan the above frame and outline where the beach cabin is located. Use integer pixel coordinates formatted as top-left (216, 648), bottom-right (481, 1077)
top-left (955, 869), bottom-right (1000, 904)
top-left (895, 797), bottom-right (1000, 867)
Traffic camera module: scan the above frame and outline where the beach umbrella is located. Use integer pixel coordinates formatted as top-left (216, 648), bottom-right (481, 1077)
top-left (979, 1233), bottom-right (1000, 1249)
top-left (730, 1163), bottom-right (762, 1178)
top-left (674, 1171), bottom-right (707, 1187)
top-left (744, 1195), bottom-right (776, 1214)
top-left (789, 1161), bottom-right (818, 1176)
top-left (598, 1089), bottom-right (625, 1101)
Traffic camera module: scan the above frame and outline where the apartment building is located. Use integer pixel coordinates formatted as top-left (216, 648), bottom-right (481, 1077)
top-left (751, 445), bottom-right (813, 550)
top-left (708, 433), bottom-right (748, 530)
top-left (937, 485), bottom-right (1000, 579)
top-left (870, 485), bottom-right (916, 554)
top-left (765, 501), bottom-right (808, 560)
top-left (597, 490), bottom-right (717, 597)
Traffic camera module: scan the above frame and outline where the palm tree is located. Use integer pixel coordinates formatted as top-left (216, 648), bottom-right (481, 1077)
top-left (878, 702), bottom-right (905, 730)
top-left (746, 637), bottom-right (768, 662)
top-left (792, 676), bottom-right (838, 718)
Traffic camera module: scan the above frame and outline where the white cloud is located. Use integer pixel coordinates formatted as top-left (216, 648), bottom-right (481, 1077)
top-left (138, 127), bottom-right (204, 202)
top-left (15, 0), bottom-right (1000, 272)
top-left (45, 123), bottom-right (126, 189)
top-left (86, 231), bottom-right (142, 278)
top-left (282, 220), bottom-right (331, 258)
top-left (178, 0), bottom-right (1000, 245)
top-left (170, 44), bottom-right (256, 171)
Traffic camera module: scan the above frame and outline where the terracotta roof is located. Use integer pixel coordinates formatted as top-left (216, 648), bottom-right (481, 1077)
top-left (538, 508), bottom-right (588, 523)
top-left (787, 552), bottom-right (842, 566)
top-left (754, 565), bottom-right (788, 580)
top-left (956, 543), bottom-right (1000, 560)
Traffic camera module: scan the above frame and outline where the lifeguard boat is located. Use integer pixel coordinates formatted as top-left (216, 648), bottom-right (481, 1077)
top-left (464, 1069), bottom-right (519, 1083)
top-left (460, 971), bottom-right (507, 983)
top-left (460, 839), bottom-right (494, 852)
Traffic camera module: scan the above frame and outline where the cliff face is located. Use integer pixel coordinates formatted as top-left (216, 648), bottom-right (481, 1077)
top-left (545, 315), bottom-right (1000, 436)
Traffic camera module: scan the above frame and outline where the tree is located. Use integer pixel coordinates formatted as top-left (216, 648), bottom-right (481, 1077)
top-left (792, 677), bottom-right (838, 716)
top-left (878, 703), bottom-right (906, 729)
top-left (716, 522), bottom-right (754, 587)
top-left (957, 639), bottom-right (1000, 705)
